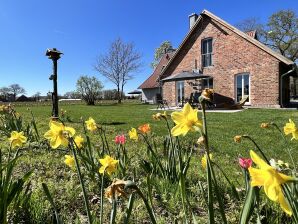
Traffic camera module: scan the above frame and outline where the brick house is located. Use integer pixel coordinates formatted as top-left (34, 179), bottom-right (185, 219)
top-left (159, 10), bottom-right (297, 108)
top-left (139, 50), bottom-right (174, 103)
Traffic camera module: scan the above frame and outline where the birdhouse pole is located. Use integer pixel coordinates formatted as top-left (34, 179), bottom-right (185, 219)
top-left (45, 48), bottom-right (63, 118)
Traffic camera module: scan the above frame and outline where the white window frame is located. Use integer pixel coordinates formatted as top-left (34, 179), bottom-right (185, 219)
top-left (235, 73), bottom-right (251, 105)
top-left (201, 38), bottom-right (213, 67)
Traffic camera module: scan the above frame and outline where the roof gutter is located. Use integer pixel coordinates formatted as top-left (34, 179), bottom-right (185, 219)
top-left (280, 63), bottom-right (297, 108)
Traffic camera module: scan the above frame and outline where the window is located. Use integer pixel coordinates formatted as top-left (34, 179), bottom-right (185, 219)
top-left (235, 73), bottom-right (250, 103)
top-left (202, 38), bottom-right (213, 67)
top-left (203, 77), bottom-right (213, 89)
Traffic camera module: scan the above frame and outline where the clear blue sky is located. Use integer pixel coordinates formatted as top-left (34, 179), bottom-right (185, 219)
top-left (0, 0), bottom-right (297, 96)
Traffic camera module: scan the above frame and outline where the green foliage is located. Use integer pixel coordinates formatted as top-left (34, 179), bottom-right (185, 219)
top-left (151, 40), bottom-right (172, 69)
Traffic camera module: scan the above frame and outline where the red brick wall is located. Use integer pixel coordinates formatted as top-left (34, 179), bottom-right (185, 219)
top-left (162, 16), bottom-right (281, 107)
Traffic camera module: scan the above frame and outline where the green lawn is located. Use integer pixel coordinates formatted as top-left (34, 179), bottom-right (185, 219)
top-left (3, 102), bottom-right (298, 223)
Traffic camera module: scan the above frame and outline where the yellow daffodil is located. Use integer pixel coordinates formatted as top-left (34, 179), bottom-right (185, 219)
top-left (64, 155), bottom-right (75, 169)
top-left (171, 103), bottom-right (202, 136)
top-left (129, 128), bottom-right (138, 141)
top-left (99, 155), bottom-right (119, 176)
top-left (74, 135), bottom-right (84, 149)
top-left (201, 153), bottom-right (213, 170)
top-left (152, 111), bottom-right (168, 121)
top-left (105, 179), bottom-right (129, 203)
top-left (9, 131), bottom-right (27, 149)
top-left (284, 119), bottom-right (298, 140)
top-left (85, 117), bottom-right (97, 131)
top-left (201, 88), bottom-right (214, 101)
top-left (248, 150), bottom-right (294, 215)
top-left (44, 120), bottom-right (75, 149)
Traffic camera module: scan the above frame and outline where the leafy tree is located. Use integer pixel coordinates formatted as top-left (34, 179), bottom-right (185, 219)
top-left (151, 40), bottom-right (173, 69)
top-left (237, 10), bottom-right (298, 61)
top-left (262, 9), bottom-right (298, 61)
top-left (76, 76), bottom-right (104, 105)
top-left (9, 84), bottom-right (26, 101)
top-left (94, 38), bottom-right (142, 103)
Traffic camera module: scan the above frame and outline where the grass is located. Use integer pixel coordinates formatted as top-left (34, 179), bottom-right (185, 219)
top-left (3, 101), bottom-right (298, 223)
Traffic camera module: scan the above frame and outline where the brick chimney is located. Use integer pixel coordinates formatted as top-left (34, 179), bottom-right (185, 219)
top-left (189, 13), bottom-right (198, 29)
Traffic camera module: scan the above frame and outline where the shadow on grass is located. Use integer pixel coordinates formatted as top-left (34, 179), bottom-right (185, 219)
top-left (102, 121), bottom-right (126, 126)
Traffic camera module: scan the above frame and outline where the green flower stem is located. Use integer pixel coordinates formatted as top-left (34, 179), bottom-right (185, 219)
top-left (201, 100), bottom-right (214, 223)
top-left (242, 135), bottom-right (270, 164)
top-left (271, 122), bottom-right (296, 172)
top-left (69, 140), bottom-right (92, 224)
top-left (140, 133), bottom-right (165, 177)
top-left (100, 173), bottom-right (105, 224)
top-left (134, 187), bottom-right (157, 224)
top-left (110, 195), bottom-right (117, 224)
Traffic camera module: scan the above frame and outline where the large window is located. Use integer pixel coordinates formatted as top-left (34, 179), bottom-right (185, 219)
top-left (236, 73), bottom-right (250, 103)
top-left (202, 38), bottom-right (213, 67)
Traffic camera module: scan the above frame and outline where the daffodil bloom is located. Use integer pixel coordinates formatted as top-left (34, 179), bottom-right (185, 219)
top-left (64, 155), bottom-right (75, 169)
top-left (105, 179), bottom-right (129, 203)
top-left (44, 121), bottom-right (75, 149)
top-left (74, 135), bottom-right (84, 149)
top-left (260, 123), bottom-right (269, 128)
top-left (284, 119), bottom-right (298, 140)
top-left (152, 111), bottom-right (168, 121)
top-left (99, 155), bottom-right (119, 176)
top-left (138, 123), bottom-right (151, 134)
top-left (9, 131), bottom-right (27, 149)
top-left (171, 103), bottom-right (202, 136)
top-left (85, 117), bottom-right (97, 131)
top-left (234, 135), bottom-right (242, 143)
top-left (201, 153), bottom-right (213, 170)
top-left (129, 128), bottom-right (138, 141)
top-left (201, 88), bottom-right (214, 101)
top-left (248, 150), bottom-right (294, 215)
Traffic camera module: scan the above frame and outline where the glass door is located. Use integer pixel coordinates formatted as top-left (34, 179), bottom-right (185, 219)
top-left (176, 81), bottom-right (184, 105)
top-left (236, 74), bottom-right (250, 103)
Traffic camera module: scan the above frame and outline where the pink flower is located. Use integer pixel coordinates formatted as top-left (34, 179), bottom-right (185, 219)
top-left (239, 158), bottom-right (252, 169)
top-left (114, 135), bottom-right (126, 145)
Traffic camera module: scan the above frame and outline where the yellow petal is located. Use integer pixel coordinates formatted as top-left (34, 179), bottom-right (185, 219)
top-left (99, 166), bottom-right (105, 174)
top-left (278, 191), bottom-right (292, 216)
top-left (171, 111), bottom-right (185, 124)
top-left (182, 103), bottom-right (191, 116)
top-left (65, 126), bottom-right (76, 137)
top-left (264, 178), bottom-right (279, 202)
top-left (250, 150), bottom-right (271, 170)
top-left (171, 124), bottom-right (185, 136)
top-left (248, 167), bottom-right (266, 187)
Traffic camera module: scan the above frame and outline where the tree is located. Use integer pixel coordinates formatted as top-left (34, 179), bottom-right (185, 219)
top-left (94, 38), bottom-right (142, 103)
top-left (76, 75), bottom-right (103, 105)
top-left (0, 87), bottom-right (11, 101)
top-left (262, 10), bottom-right (298, 61)
top-left (64, 91), bottom-right (81, 99)
top-left (237, 10), bottom-right (298, 62)
top-left (32, 92), bottom-right (41, 101)
top-left (9, 84), bottom-right (26, 101)
top-left (235, 17), bottom-right (264, 33)
top-left (151, 41), bottom-right (173, 69)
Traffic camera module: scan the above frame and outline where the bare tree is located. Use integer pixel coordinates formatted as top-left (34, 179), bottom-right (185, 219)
top-left (76, 75), bottom-right (104, 105)
top-left (9, 84), bottom-right (26, 101)
top-left (0, 87), bottom-right (10, 101)
top-left (94, 38), bottom-right (142, 103)
top-left (32, 91), bottom-right (41, 101)
top-left (235, 17), bottom-right (264, 33)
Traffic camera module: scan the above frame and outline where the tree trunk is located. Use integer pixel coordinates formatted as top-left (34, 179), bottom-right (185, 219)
top-left (117, 85), bottom-right (121, 104)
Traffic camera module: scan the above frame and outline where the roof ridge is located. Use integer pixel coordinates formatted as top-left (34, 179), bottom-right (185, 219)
top-left (160, 9), bottom-right (293, 78)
